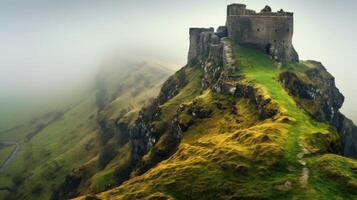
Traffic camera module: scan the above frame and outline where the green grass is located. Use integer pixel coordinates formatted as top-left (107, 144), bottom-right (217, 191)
top-left (0, 95), bottom-right (99, 200)
top-left (0, 144), bottom-right (15, 165)
top-left (4, 44), bottom-right (351, 200)
top-left (82, 86), bottom-right (299, 199)
top-left (94, 169), bottom-right (117, 192)
top-left (235, 46), bottom-right (332, 162)
top-left (159, 67), bottom-right (203, 122)
top-left (79, 45), bottom-right (357, 200)
top-left (0, 62), bottom-right (172, 200)
top-left (234, 46), bottom-right (354, 199)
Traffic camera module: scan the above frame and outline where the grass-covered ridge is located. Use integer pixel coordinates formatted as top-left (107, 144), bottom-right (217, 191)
top-left (234, 46), bottom-right (356, 198)
top-left (0, 60), bottom-right (172, 200)
top-left (234, 47), bottom-right (335, 160)
top-left (82, 91), bottom-right (290, 199)
top-left (76, 45), bottom-right (357, 200)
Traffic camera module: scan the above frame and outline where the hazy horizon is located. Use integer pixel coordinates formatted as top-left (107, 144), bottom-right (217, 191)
top-left (0, 0), bottom-right (356, 126)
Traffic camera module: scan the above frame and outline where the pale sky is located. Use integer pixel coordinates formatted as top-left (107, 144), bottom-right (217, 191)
top-left (0, 0), bottom-right (356, 122)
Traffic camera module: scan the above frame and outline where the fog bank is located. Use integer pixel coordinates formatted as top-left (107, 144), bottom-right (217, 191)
top-left (0, 0), bottom-right (356, 125)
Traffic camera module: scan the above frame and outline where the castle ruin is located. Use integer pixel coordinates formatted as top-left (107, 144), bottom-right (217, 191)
top-left (188, 3), bottom-right (299, 64)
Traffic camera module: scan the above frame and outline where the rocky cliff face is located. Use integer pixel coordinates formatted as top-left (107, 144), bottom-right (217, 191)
top-left (188, 27), bottom-right (281, 121)
top-left (119, 27), bottom-right (357, 198)
top-left (51, 61), bottom-right (172, 199)
top-left (279, 61), bottom-right (357, 158)
top-left (188, 26), bottom-right (357, 158)
top-left (72, 3), bottom-right (357, 199)
top-left (73, 22), bottom-right (357, 200)
top-left (128, 67), bottom-right (191, 175)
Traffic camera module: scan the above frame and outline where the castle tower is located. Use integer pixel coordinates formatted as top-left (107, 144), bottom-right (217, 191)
top-left (226, 4), bottom-right (299, 61)
top-left (227, 4), bottom-right (247, 16)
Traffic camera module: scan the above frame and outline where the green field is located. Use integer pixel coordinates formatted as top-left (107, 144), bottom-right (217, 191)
top-left (0, 61), bottom-right (172, 200)
top-left (0, 144), bottom-right (15, 166)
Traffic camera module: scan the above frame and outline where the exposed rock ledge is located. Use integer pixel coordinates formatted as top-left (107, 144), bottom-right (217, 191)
top-left (188, 26), bottom-right (357, 158)
top-left (279, 62), bottom-right (357, 158)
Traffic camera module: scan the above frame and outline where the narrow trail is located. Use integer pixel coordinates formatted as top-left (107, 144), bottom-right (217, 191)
top-left (235, 47), bottom-right (325, 189)
top-left (235, 46), bottom-right (337, 195)
top-left (0, 141), bottom-right (20, 172)
top-left (297, 144), bottom-right (310, 186)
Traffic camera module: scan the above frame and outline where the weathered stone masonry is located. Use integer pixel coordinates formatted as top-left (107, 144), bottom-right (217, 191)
top-left (187, 3), bottom-right (357, 158)
top-left (188, 3), bottom-right (299, 63)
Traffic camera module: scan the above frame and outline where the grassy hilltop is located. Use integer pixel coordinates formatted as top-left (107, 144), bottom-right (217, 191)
top-left (1, 42), bottom-right (356, 200)
top-left (76, 43), bottom-right (357, 200)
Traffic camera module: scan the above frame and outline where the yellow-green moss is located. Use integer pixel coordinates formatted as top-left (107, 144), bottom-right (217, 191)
top-left (75, 46), bottom-right (357, 200)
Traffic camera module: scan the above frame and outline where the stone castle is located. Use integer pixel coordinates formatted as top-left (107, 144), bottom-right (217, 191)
top-left (188, 3), bottom-right (299, 64)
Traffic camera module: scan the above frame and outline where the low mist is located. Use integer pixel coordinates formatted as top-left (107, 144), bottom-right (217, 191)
top-left (1, 0), bottom-right (357, 129)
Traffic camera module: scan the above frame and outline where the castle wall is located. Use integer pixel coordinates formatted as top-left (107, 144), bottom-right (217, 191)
top-left (227, 4), bottom-right (247, 15)
top-left (187, 27), bottom-right (222, 66)
top-left (227, 15), bottom-right (293, 48)
top-left (226, 4), bottom-right (298, 61)
top-left (227, 4), bottom-right (256, 16)
top-left (188, 4), bottom-right (299, 63)
top-left (188, 28), bottom-right (214, 65)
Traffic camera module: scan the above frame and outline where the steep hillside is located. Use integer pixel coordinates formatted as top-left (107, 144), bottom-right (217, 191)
top-left (0, 60), bottom-right (172, 200)
top-left (76, 39), bottom-right (357, 199)
top-left (3, 3), bottom-right (357, 200)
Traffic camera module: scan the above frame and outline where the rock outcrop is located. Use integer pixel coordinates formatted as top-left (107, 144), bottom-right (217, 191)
top-left (73, 3), bottom-right (357, 200)
top-left (86, 5), bottom-right (357, 198)
top-left (126, 67), bottom-right (190, 175)
top-left (187, 22), bottom-right (357, 159)
top-left (279, 61), bottom-right (357, 158)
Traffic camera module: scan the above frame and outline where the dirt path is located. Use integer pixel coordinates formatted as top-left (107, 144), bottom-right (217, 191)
top-left (297, 144), bottom-right (309, 186)
top-left (0, 141), bottom-right (20, 172)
